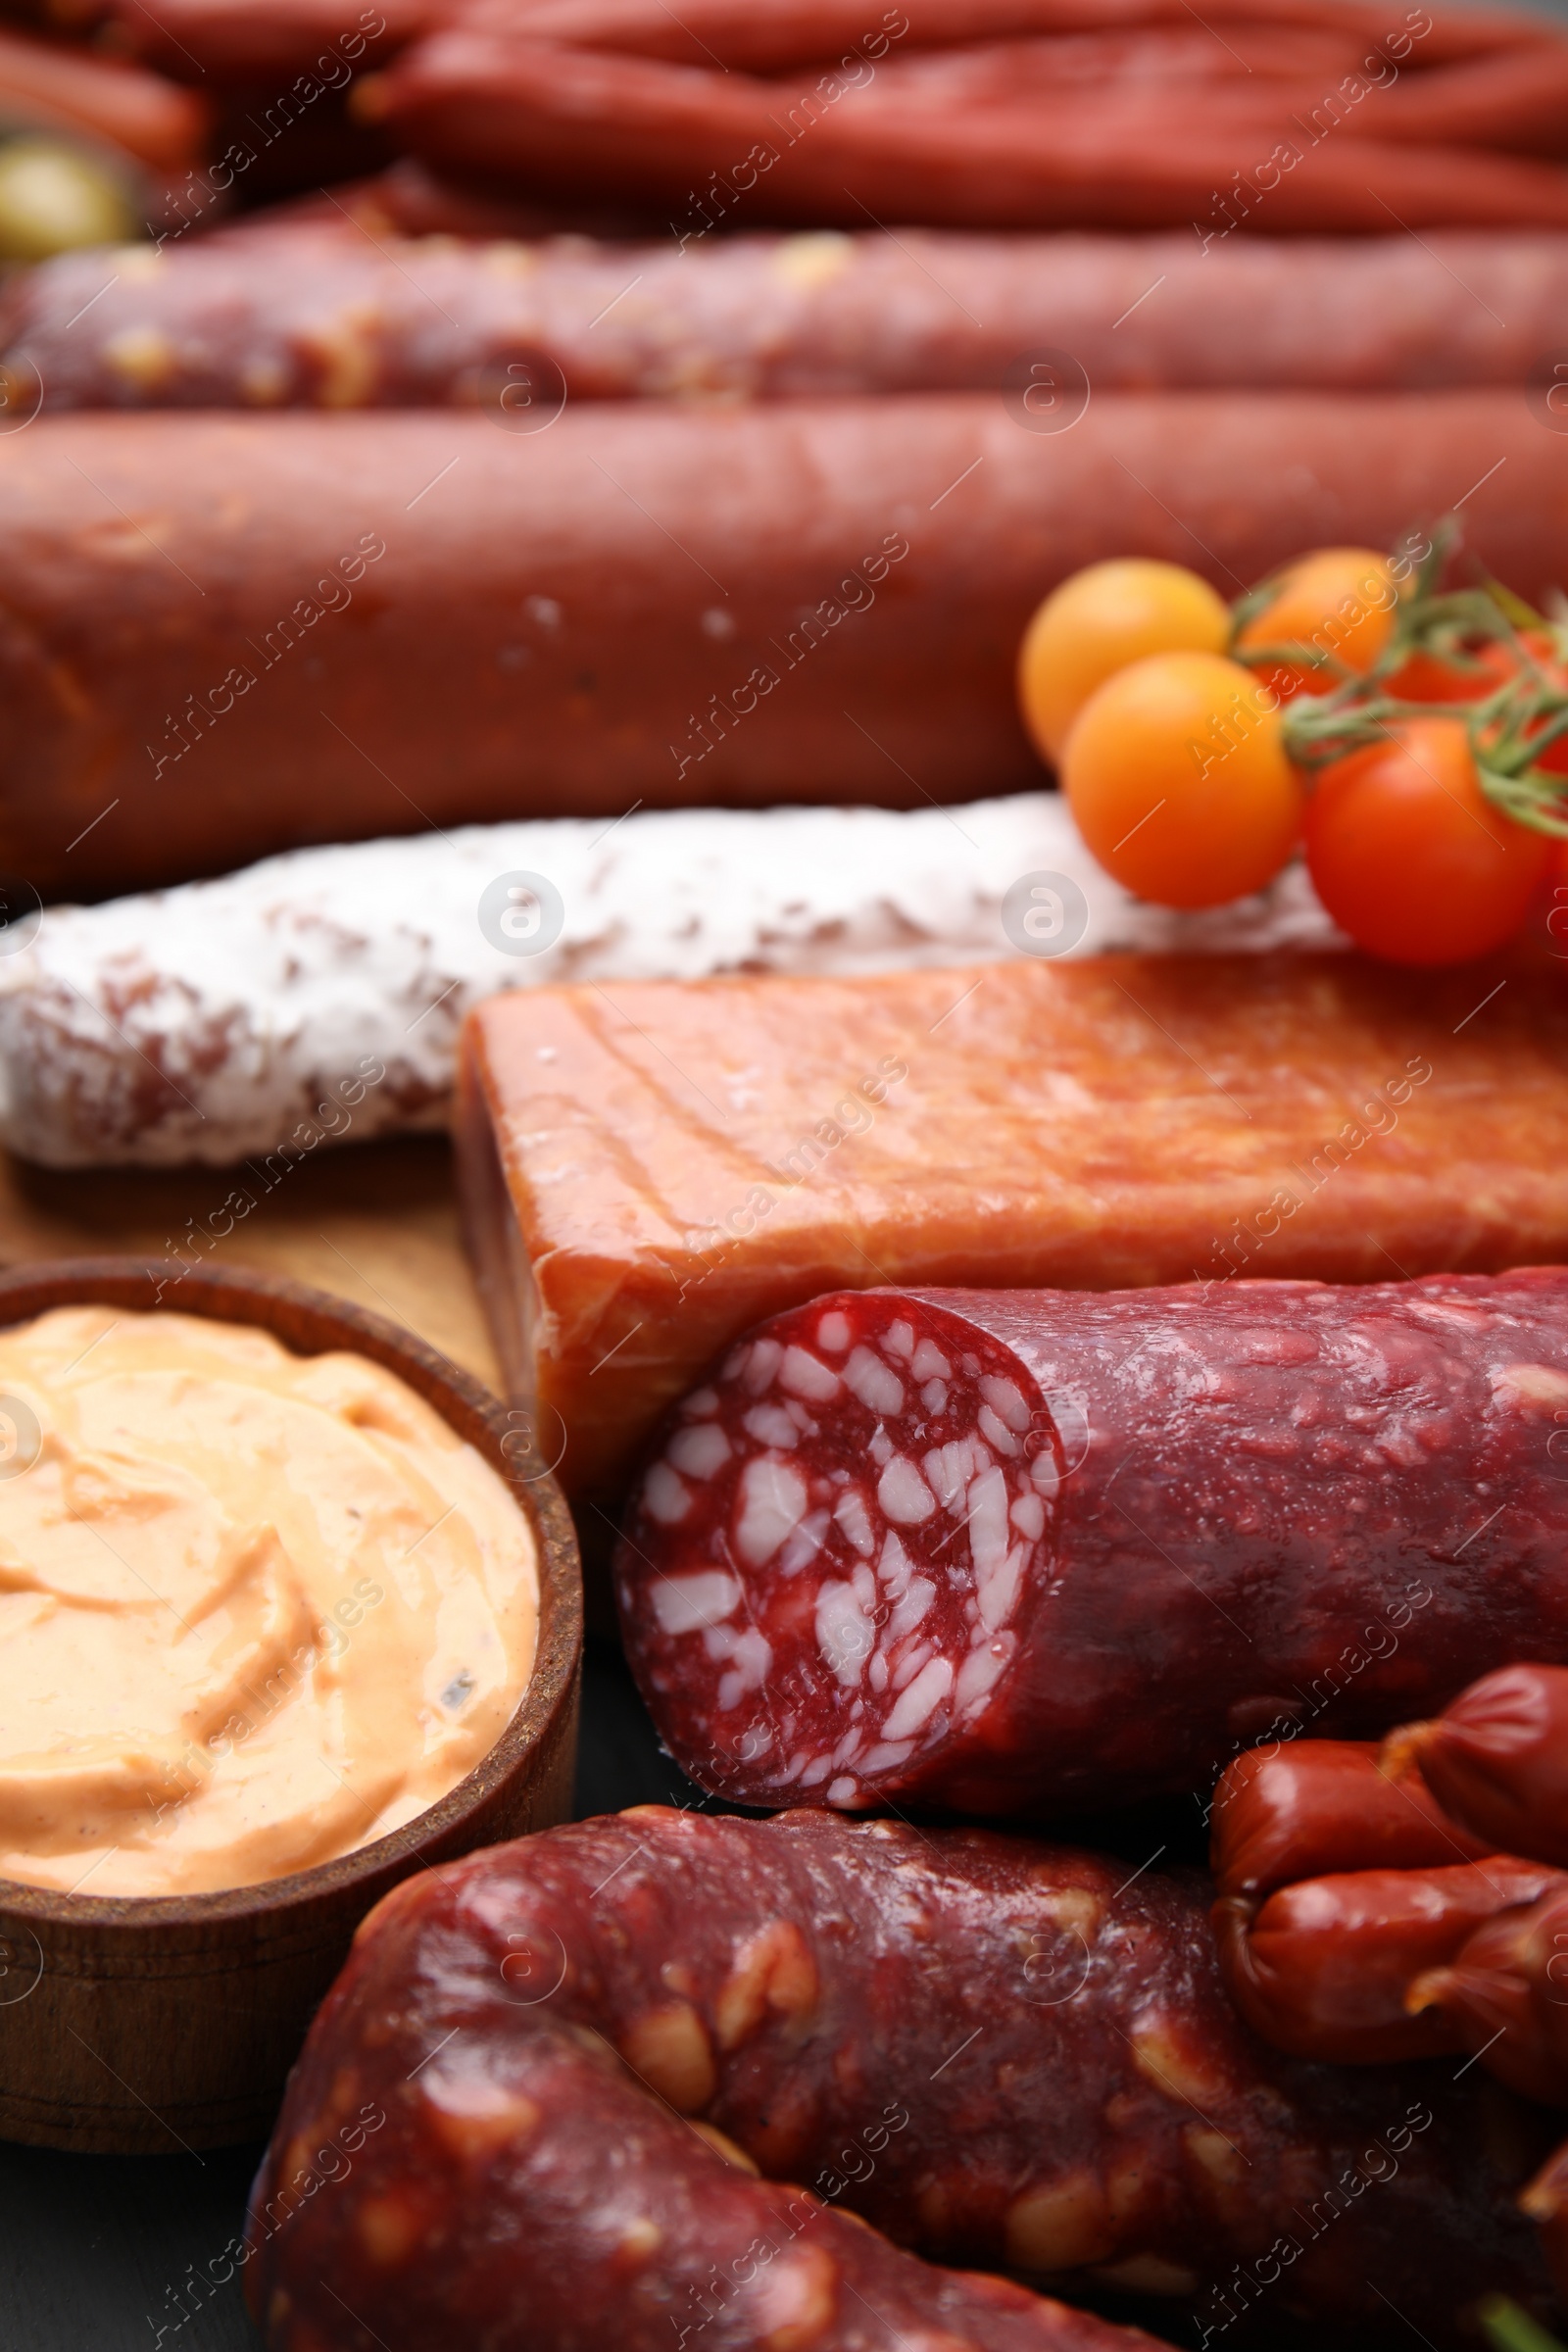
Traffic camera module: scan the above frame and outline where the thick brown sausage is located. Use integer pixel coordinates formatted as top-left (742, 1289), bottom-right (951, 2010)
top-left (19, 226), bottom-right (1568, 408)
top-left (6, 393), bottom-right (1568, 898)
top-left (243, 1809), bottom-right (1558, 2349)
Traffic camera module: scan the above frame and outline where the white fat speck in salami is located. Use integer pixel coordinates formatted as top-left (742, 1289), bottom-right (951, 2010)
top-left (734, 1454), bottom-right (809, 1566)
top-left (651, 1571), bottom-right (742, 1636)
top-left (667, 1422), bottom-right (732, 1479)
top-left (616, 1269), bottom-right (1568, 1818)
top-left (878, 1455), bottom-right (937, 1525)
top-left (643, 1462), bottom-right (691, 1525)
top-left (780, 1347), bottom-right (841, 1402)
top-left (844, 1347), bottom-right (905, 1417)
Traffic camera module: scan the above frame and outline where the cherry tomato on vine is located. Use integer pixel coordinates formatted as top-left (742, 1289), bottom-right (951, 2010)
top-left (1061, 650), bottom-right (1303, 908)
top-left (1303, 717), bottom-right (1549, 966)
top-left (1236, 546), bottom-right (1399, 703)
top-left (1017, 559), bottom-right (1230, 764)
top-left (1383, 640), bottom-right (1516, 706)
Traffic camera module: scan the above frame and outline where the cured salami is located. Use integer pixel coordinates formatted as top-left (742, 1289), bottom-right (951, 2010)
top-left (458, 953), bottom-right (1568, 1539)
top-left (5, 396), bottom-right (1568, 896)
top-left (243, 1808), bottom-right (1555, 2349)
top-left (0, 799), bottom-right (1339, 1170)
top-left (18, 226), bottom-right (1568, 407)
top-left (612, 1269), bottom-right (1568, 1815)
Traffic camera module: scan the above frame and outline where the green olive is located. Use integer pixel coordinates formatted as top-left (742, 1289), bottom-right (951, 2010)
top-left (0, 137), bottom-right (138, 263)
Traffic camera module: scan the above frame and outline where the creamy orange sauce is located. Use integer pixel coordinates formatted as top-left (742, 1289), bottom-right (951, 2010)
top-left (0, 1307), bottom-right (539, 1897)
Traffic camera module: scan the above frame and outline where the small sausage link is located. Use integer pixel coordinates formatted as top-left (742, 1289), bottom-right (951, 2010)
top-left (1411, 1883), bottom-right (1568, 2105)
top-left (1213, 1859), bottom-right (1565, 2064)
top-left (1523, 2136), bottom-right (1568, 2302)
top-left (1210, 1738), bottom-right (1489, 1900)
top-left (1383, 1665), bottom-right (1568, 1869)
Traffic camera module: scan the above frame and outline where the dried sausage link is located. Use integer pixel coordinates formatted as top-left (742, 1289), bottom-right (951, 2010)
top-left (244, 1810), bottom-right (1553, 2348)
top-left (615, 1273), bottom-right (1568, 1816)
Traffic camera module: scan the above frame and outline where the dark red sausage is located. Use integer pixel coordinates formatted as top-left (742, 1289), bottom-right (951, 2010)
top-left (363, 25), bottom-right (1568, 231)
top-left (613, 1273), bottom-right (1568, 1817)
top-left (1212, 1858), bottom-right (1565, 2065)
top-left (12, 395), bottom-right (1568, 897)
top-left (1386, 1667), bottom-right (1568, 1869)
top-left (1210, 1740), bottom-right (1492, 1900)
top-left (1525, 2137), bottom-right (1568, 2301)
top-left (1411, 1883), bottom-right (1568, 2105)
top-left (23, 227), bottom-right (1568, 409)
top-left (242, 1809), bottom-right (1557, 2349)
top-left (105, 0), bottom-right (431, 82)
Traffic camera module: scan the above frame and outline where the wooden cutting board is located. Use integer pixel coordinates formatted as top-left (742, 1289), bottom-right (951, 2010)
top-left (0, 1133), bottom-right (502, 1390)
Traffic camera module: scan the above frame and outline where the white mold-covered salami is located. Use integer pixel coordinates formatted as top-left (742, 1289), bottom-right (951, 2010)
top-left (0, 796), bottom-right (1339, 1167)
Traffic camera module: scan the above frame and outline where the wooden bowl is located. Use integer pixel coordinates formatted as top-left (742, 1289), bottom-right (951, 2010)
top-left (0, 1257), bottom-right (582, 2154)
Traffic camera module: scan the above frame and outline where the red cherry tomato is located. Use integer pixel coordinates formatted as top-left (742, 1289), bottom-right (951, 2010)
top-left (1383, 641), bottom-right (1516, 706)
top-left (1303, 717), bottom-right (1549, 966)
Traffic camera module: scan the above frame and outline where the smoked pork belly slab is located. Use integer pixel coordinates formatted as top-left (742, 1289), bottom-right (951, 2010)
top-left (455, 949), bottom-right (1568, 1542)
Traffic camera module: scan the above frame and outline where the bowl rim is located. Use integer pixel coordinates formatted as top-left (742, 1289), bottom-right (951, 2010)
top-left (0, 1254), bottom-right (582, 1930)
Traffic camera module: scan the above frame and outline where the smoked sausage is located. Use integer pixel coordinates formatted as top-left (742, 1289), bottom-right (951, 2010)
top-left (243, 1808), bottom-right (1557, 2349)
top-left (10, 394), bottom-right (1568, 897)
top-left (1386, 1667), bottom-right (1568, 1869)
top-left (1212, 1859), bottom-right (1566, 2066)
top-left (612, 1271), bottom-right (1568, 1816)
top-left (20, 227), bottom-right (1568, 408)
top-left (1210, 1740), bottom-right (1492, 1900)
top-left (363, 24), bottom-right (1568, 232)
top-left (1410, 1883), bottom-right (1568, 2104)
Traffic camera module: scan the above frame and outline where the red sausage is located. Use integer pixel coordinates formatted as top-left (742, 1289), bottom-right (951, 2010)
top-left (242, 1809), bottom-right (1557, 2349)
top-left (363, 28), bottom-right (1568, 231)
top-left (613, 1273), bottom-right (1568, 1818)
top-left (11, 394), bottom-right (1568, 897)
top-left (456, 0), bottom-right (1559, 73)
top-left (1411, 1883), bottom-right (1568, 2104)
top-left (1525, 2137), bottom-right (1568, 2302)
top-left (24, 226), bottom-right (1568, 409)
top-left (0, 21), bottom-right (210, 171)
top-left (104, 0), bottom-right (432, 82)
top-left (1210, 1740), bottom-right (1492, 1900)
top-left (1386, 1667), bottom-right (1568, 1869)
top-left (1212, 1858), bottom-right (1565, 2065)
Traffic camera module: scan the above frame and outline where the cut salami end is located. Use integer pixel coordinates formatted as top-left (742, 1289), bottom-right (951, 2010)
top-left (615, 1269), bottom-right (1568, 1817)
top-left (617, 1287), bottom-right (1061, 1808)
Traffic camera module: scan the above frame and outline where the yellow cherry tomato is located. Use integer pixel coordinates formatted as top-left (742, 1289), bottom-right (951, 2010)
top-left (1061, 650), bottom-right (1304, 909)
top-left (1017, 558), bottom-right (1231, 764)
top-left (1235, 545), bottom-right (1399, 702)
